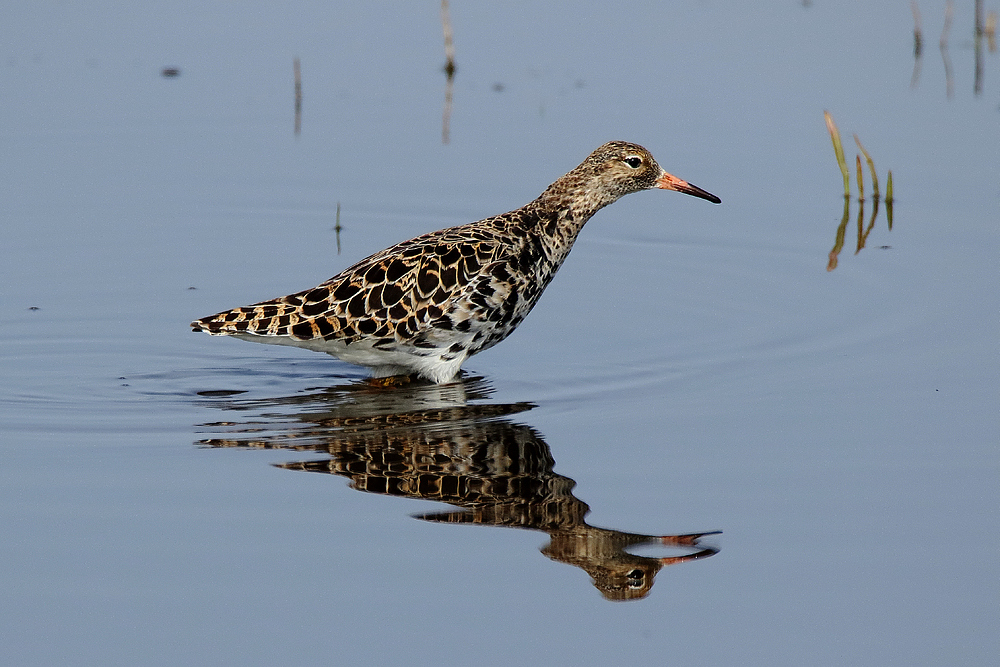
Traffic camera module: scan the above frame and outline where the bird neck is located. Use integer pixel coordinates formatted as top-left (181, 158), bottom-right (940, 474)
top-left (535, 170), bottom-right (615, 224)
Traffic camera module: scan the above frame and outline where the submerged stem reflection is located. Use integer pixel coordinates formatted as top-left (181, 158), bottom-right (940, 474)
top-left (827, 192), bottom-right (892, 271)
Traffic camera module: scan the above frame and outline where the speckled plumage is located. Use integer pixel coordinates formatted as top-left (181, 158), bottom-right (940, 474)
top-left (191, 141), bottom-right (720, 382)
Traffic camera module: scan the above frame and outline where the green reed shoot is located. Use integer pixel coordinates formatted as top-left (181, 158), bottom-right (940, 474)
top-left (856, 155), bottom-right (864, 201)
top-left (824, 111), bottom-right (850, 196)
top-left (854, 134), bottom-right (880, 199)
top-left (885, 170), bottom-right (894, 230)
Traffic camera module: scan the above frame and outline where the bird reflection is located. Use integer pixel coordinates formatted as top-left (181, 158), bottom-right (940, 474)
top-left (195, 375), bottom-right (719, 601)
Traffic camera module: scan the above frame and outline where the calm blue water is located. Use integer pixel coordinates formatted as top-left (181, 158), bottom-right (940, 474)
top-left (2, 2), bottom-right (997, 665)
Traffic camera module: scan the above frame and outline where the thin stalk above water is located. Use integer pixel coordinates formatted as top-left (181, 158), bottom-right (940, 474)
top-left (824, 111), bottom-right (850, 197)
top-left (854, 134), bottom-right (880, 200)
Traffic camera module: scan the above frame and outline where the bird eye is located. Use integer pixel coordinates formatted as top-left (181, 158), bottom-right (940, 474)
top-left (623, 156), bottom-right (643, 169)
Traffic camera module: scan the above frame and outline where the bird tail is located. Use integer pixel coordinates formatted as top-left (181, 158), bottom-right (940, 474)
top-left (191, 298), bottom-right (306, 338)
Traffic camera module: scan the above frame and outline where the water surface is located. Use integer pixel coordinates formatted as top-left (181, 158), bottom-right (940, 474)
top-left (2, 2), bottom-right (997, 665)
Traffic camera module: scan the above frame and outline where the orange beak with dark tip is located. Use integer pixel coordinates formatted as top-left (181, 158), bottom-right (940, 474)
top-left (655, 170), bottom-right (722, 204)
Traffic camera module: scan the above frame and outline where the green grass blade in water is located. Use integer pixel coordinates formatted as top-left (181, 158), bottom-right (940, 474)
top-left (824, 111), bottom-right (850, 197)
